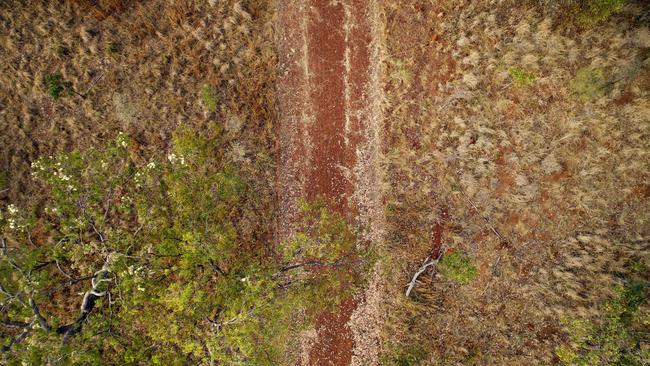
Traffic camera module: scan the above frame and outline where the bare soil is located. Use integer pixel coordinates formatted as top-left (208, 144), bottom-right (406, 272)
top-left (275, 0), bottom-right (380, 365)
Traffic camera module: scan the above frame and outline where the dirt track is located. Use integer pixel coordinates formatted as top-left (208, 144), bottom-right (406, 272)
top-left (275, 0), bottom-right (383, 364)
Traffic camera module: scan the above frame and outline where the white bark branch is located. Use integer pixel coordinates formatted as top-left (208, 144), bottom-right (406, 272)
top-left (405, 249), bottom-right (445, 297)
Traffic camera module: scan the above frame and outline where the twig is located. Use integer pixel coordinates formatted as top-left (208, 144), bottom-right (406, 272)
top-left (55, 260), bottom-right (73, 279)
top-left (82, 71), bottom-right (106, 97)
top-left (26, 231), bottom-right (37, 249)
top-left (1, 320), bottom-right (35, 353)
top-left (102, 188), bottom-right (113, 225)
top-left (280, 259), bottom-right (345, 272)
top-left (133, 223), bottom-right (144, 237)
top-left (90, 221), bottom-right (105, 243)
top-left (460, 191), bottom-right (506, 244)
top-left (0, 283), bottom-right (26, 307)
top-left (29, 296), bottom-right (51, 331)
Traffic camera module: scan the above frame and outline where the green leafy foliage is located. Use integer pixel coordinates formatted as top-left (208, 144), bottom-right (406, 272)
top-left (384, 344), bottom-right (429, 366)
top-left (44, 73), bottom-right (73, 99)
top-left (438, 251), bottom-right (477, 285)
top-left (55, 44), bottom-right (70, 58)
top-left (556, 280), bottom-right (649, 365)
top-left (281, 199), bottom-right (361, 312)
top-left (574, 0), bottom-right (626, 26)
top-left (570, 67), bottom-right (606, 100)
top-left (201, 84), bottom-right (217, 112)
top-left (0, 128), bottom-right (359, 364)
top-left (508, 67), bottom-right (537, 87)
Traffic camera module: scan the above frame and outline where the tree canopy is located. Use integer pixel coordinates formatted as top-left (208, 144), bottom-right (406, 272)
top-left (0, 127), bottom-right (361, 365)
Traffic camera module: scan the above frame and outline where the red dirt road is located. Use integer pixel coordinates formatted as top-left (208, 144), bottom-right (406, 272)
top-left (275, 0), bottom-right (377, 365)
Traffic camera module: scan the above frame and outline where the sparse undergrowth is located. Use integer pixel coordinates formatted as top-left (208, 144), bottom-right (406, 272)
top-left (570, 67), bottom-right (606, 100)
top-left (509, 67), bottom-right (537, 87)
top-left (201, 84), bottom-right (217, 112)
top-left (574, 0), bottom-right (626, 26)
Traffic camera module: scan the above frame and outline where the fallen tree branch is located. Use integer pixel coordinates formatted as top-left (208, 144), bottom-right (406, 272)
top-left (405, 250), bottom-right (444, 297)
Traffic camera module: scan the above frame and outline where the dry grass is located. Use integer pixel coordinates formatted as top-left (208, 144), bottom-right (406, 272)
top-left (0, 0), bottom-right (277, 215)
top-left (2, 0), bottom-right (648, 363)
top-left (380, 0), bottom-right (649, 364)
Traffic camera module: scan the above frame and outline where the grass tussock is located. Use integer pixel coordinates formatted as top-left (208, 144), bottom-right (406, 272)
top-left (380, 0), bottom-right (649, 363)
top-left (0, 0), bottom-right (277, 209)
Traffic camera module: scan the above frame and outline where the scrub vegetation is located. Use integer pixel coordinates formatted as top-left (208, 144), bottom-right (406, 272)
top-left (0, 0), bottom-right (648, 365)
top-left (380, 0), bottom-right (649, 364)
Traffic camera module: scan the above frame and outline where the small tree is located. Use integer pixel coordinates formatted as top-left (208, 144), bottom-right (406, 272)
top-left (0, 127), bottom-right (360, 364)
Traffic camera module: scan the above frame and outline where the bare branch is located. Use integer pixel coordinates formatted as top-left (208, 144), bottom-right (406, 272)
top-left (405, 249), bottom-right (445, 298)
top-left (0, 319), bottom-right (30, 328)
top-left (280, 259), bottom-right (346, 272)
top-left (0, 283), bottom-right (26, 307)
top-left (1, 320), bottom-right (35, 353)
top-left (57, 265), bottom-right (113, 344)
top-left (102, 188), bottom-right (113, 225)
top-left (55, 260), bottom-right (73, 279)
top-left (29, 296), bottom-right (51, 331)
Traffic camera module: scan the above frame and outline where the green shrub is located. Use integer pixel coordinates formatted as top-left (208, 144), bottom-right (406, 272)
top-left (385, 345), bottom-right (429, 366)
top-left (508, 67), bottom-right (537, 87)
top-left (556, 280), bottom-right (649, 365)
top-left (570, 67), bottom-right (606, 100)
top-left (55, 44), bottom-right (70, 57)
top-left (281, 199), bottom-right (360, 311)
top-left (201, 84), bottom-right (217, 112)
top-left (44, 73), bottom-right (73, 99)
top-left (575, 0), bottom-right (626, 26)
top-left (438, 251), bottom-right (477, 284)
top-left (106, 41), bottom-right (121, 54)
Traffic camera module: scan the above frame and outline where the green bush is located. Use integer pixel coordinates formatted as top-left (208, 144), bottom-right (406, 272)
top-left (570, 67), bottom-right (606, 100)
top-left (44, 73), bottom-right (73, 99)
top-left (508, 67), bottom-right (537, 87)
top-left (575, 0), bottom-right (626, 26)
top-left (201, 84), bottom-right (217, 112)
top-left (438, 251), bottom-right (477, 285)
top-left (106, 41), bottom-right (121, 54)
top-left (385, 345), bottom-right (429, 366)
top-left (55, 44), bottom-right (70, 57)
top-left (556, 280), bottom-right (649, 365)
